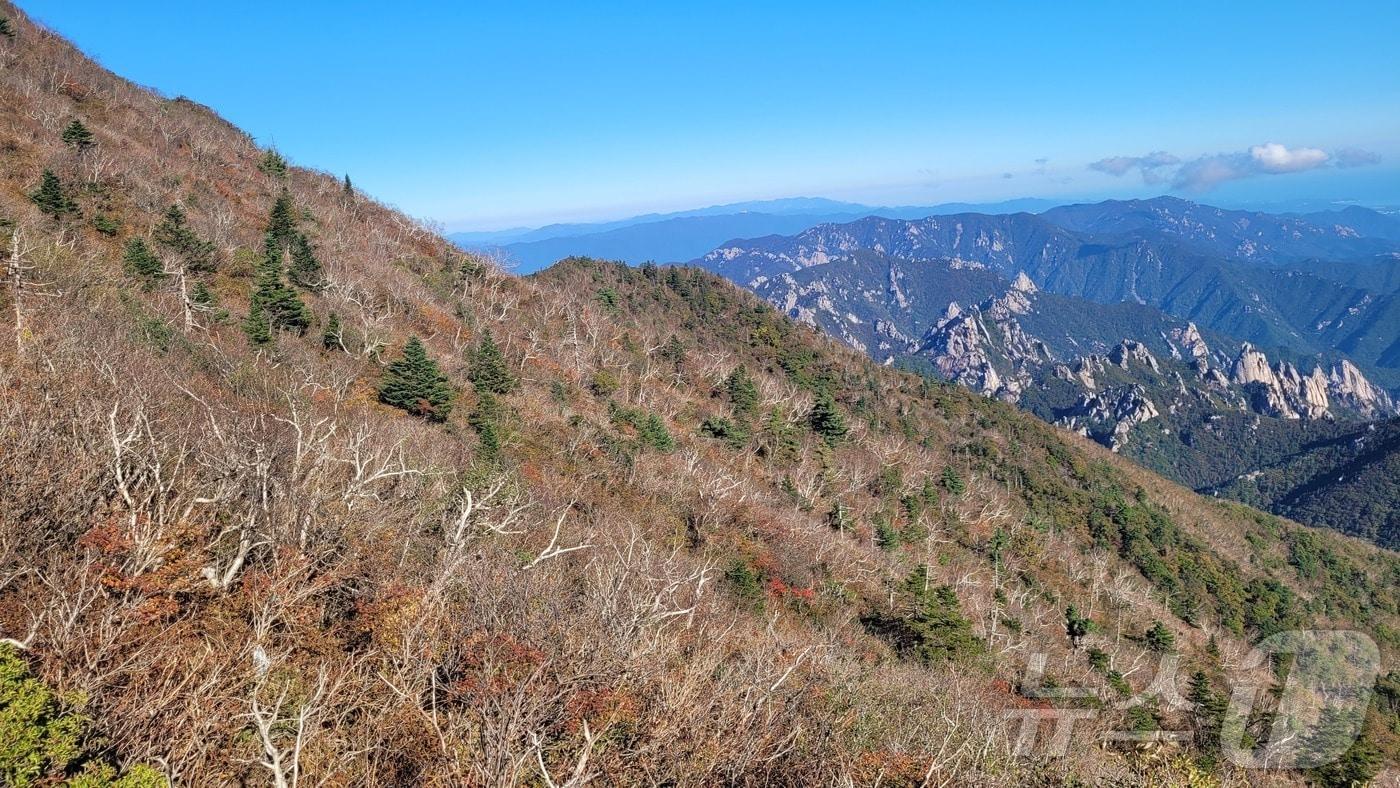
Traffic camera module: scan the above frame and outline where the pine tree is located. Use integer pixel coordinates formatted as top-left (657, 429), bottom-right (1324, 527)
top-left (322, 312), bottom-right (342, 351)
top-left (379, 337), bottom-right (454, 421)
top-left (725, 366), bottom-right (759, 418)
top-left (863, 565), bottom-right (981, 665)
top-left (122, 238), bottom-right (164, 282)
top-left (1305, 708), bottom-right (1381, 788)
top-left (153, 204), bottom-right (215, 272)
top-left (342, 174), bottom-right (353, 195)
top-left (874, 516), bottom-right (900, 551)
top-left (638, 413), bottom-right (675, 452)
top-left (248, 244), bottom-right (311, 337)
top-left (61, 119), bottom-right (94, 150)
top-left (190, 281), bottom-right (216, 308)
top-left (808, 389), bottom-right (848, 446)
top-left (29, 170), bottom-right (77, 220)
top-left (0, 17), bottom-right (14, 39)
top-left (288, 233), bottom-right (323, 290)
top-left (468, 330), bottom-right (516, 395)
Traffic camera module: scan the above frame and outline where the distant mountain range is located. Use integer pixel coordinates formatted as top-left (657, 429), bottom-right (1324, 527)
top-left (449, 197), bottom-right (1058, 272)
top-left (692, 196), bottom-right (1400, 545)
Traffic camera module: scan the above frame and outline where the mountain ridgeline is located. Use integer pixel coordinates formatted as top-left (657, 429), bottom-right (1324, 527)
top-left (0, 3), bottom-right (1398, 785)
top-left (696, 199), bottom-right (1400, 547)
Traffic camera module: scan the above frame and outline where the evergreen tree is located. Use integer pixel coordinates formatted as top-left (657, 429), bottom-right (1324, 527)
top-left (863, 565), bottom-right (981, 665)
top-left (1187, 670), bottom-right (1228, 758)
top-left (808, 389), bottom-right (848, 445)
top-left (190, 281), bottom-right (216, 308)
top-left (1065, 605), bottom-right (1090, 648)
top-left (379, 337), bottom-right (453, 421)
top-left (342, 174), bottom-right (353, 195)
top-left (468, 330), bottom-right (516, 395)
top-left (322, 312), bottom-right (342, 350)
top-left (265, 190), bottom-right (298, 250)
top-left (469, 391), bottom-right (503, 459)
top-left (29, 170), bottom-right (77, 220)
top-left (1304, 708), bottom-right (1380, 788)
top-left (248, 244), bottom-right (311, 336)
top-left (122, 238), bottom-right (165, 282)
top-left (153, 204), bottom-right (215, 272)
top-left (941, 465), bottom-right (965, 495)
top-left (1144, 620), bottom-right (1175, 653)
top-left (288, 233), bottom-right (323, 290)
top-left (725, 365), bottom-right (759, 418)
top-left (638, 413), bottom-right (675, 452)
top-left (0, 17), bottom-right (13, 38)
top-left (874, 516), bottom-right (900, 551)
top-left (660, 335), bottom-right (686, 373)
top-left (242, 301), bottom-right (272, 346)
top-left (61, 119), bottom-right (94, 150)
top-left (826, 500), bottom-right (851, 532)
top-left (259, 149), bottom-right (287, 178)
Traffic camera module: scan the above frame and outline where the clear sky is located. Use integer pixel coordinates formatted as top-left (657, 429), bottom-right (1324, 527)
top-left (21, 1), bottom-right (1400, 229)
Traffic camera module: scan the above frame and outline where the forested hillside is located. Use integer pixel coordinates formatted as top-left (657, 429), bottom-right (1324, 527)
top-left (0, 4), bottom-right (1396, 785)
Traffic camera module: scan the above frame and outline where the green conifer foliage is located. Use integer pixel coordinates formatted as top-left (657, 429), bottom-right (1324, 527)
top-left (122, 238), bottom-right (164, 282)
top-left (258, 149), bottom-right (288, 178)
top-left (468, 330), bottom-right (516, 395)
top-left (1144, 620), bottom-right (1175, 652)
top-left (265, 191), bottom-right (298, 249)
top-left (861, 565), bottom-right (981, 664)
top-left (1065, 605), bottom-right (1090, 648)
top-left (469, 392), bottom-right (503, 459)
top-left (0, 17), bottom-right (13, 39)
top-left (248, 246), bottom-right (311, 338)
top-left (941, 465), bottom-right (965, 495)
top-left (725, 365), bottom-right (759, 418)
top-left (29, 170), bottom-right (77, 220)
top-left (808, 389), bottom-right (848, 445)
top-left (153, 204), bottom-right (215, 272)
top-left (288, 233), bottom-right (323, 290)
top-left (379, 337), bottom-right (453, 422)
top-left (61, 119), bottom-right (94, 149)
top-left (242, 301), bottom-right (272, 346)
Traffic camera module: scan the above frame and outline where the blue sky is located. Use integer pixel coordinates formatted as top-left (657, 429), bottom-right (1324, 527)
top-left (23, 1), bottom-right (1400, 229)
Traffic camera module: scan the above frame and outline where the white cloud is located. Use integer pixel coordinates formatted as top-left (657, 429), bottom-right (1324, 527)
top-left (1089, 143), bottom-right (1379, 191)
top-left (1249, 142), bottom-right (1329, 173)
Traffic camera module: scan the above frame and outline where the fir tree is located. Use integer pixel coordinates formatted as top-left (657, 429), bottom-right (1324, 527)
top-left (725, 365), bottom-right (759, 418)
top-left (29, 170), bottom-right (77, 220)
top-left (153, 204), bottom-right (215, 272)
top-left (862, 565), bottom-right (981, 665)
top-left (808, 389), bottom-right (848, 446)
top-left (259, 149), bottom-right (288, 178)
top-left (1144, 620), bottom-right (1175, 653)
top-left (379, 337), bottom-right (453, 421)
top-left (122, 238), bottom-right (164, 282)
top-left (61, 119), bottom-right (94, 150)
top-left (1187, 670), bottom-right (1228, 758)
top-left (468, 330), bottom-right (516, 395)
top-left (0, 17), bottom-right (13, 39)
top-left (249, 244), bottom-right (311, 336)
top-left (469, 392), bottom-right (503, 459)
top-left (288, 233), bottom-right (323, 290)
top-left (638, 413), bottom-right (675, 452)
top-left (243, 301), bottom-right (272, 346)
top-left (342, 174), bottom-right (353, 195)
top-left (1304, 708), bottom-right (1381, 788)
top-left (265, 190), bottom-right (298, 250)
top-left (322, 312), bottom-right (342, 351)
top-left (874, 516), bottom-right (900, 551)
top-left (190, 281), bottom-right (216, 308)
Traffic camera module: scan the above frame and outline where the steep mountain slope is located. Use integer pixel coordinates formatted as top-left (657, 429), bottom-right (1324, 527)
top-left (1210, 419), bottom-right (1400, 548)
top-left (0, 5), bottom-right (1397, 785)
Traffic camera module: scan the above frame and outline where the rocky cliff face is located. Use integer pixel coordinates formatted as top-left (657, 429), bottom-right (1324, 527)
top-left (1227, 344), bottom-right (1393, 420)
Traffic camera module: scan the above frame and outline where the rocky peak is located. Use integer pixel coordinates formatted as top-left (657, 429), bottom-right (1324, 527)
top-left (1329, 360), bottom-right (1396, 417)
top-left (1108, 340), bottom-right (1160, 373)
top-left (1168, 322), bottom-right (1210, 361)
top-left (1230, 343), bottom-right (1278, 388)
top-left (1011, 271), bottom-right (1038, 294)
top-left (1057, 385), bottom-right (1160, 452)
